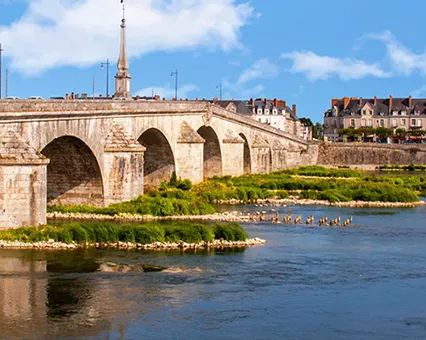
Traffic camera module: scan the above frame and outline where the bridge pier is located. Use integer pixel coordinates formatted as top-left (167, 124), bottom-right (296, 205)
top-left (175, 122), bottom-right (204, 184)
top-left (221, 133), bottom-right (244, 177)
top-left (0, 130), bottom-right (49, 229)
top-left (251, 136), bottom-right (272, 174)
top-left (103, 124), bottom-right (146, 205)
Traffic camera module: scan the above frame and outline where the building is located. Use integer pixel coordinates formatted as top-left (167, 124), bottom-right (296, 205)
top-left (216, 98), bottom-right (307, 140)
top-left (324, 96), bottom-right (426, 142)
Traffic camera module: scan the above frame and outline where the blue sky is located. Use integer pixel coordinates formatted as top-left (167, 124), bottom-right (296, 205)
top-left (1, 0), bottom-right (426, 122)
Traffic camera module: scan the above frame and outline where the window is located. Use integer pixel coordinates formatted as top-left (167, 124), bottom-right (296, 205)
top-left (392, 111), bottom-right (398, 116)
top-left (362, 110), bottom-right (366, 115)
top-left (272, 109), bottom-right (278, 115)
top-left (361, 119), bottom-right (366, 127)
top-left (392, 119), bottom-right (397, 128)
top-left (418, 119), bottom-right (423, 127)
top-left (411, 118), bottom-right (416, 126)
top-left (350, 119), bottom-right (355, 127)
top-left (257, 109), bottom-right (262, 115)
top-left (380, 119), bottom-right (384, 127)
top-left (264, 109), bottom-right (270, 115)
top-left (368, 119), bottom-right (373, 127)
top-left (369, 110), bottom-right (373, 115)
top-left (402, 119), bottom-right (406, 126)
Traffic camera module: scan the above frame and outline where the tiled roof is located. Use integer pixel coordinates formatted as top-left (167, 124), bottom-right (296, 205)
top-left (328, 97), bottom-right (426, 117)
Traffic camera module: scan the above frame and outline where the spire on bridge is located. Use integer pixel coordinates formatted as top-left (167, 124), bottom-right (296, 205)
top-left (114, 1), bottom-right (132, 99)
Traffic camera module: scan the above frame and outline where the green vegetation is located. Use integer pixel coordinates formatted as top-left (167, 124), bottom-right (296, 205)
top-left (48, 167), bottom-right (426, 216)
top-left (49, 188), bottom-right (215, 217)
top-left (200, 166), bottom-right (424, 203)
top-left (339, 127), bottom-right (426, 141)
top-left (0, 221), bottom-right (248, 244)
top-left (378, 164), bottom-right (426, 172)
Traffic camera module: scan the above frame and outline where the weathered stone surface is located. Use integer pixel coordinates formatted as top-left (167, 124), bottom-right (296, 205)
top-left (0, 129), bottom-right (48, 229)
top-left (0, 100), bottom-right (314, 227)
top-left (318, 143), bottom-right (426, 166)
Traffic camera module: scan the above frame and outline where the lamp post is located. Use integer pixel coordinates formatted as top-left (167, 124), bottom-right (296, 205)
top-left (101, 58), bottom-right (110, 98)
top-left (216, 82), bottom-right (223, 100)
top-left (0, 43), bottom-right (3, 99)
top-left (171, 69), bottom-right (178, 100)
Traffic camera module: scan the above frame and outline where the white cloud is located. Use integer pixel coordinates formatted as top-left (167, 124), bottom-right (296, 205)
top-left (237, 58), bottom-right (279, 84)
top-left (411, 84), bottom-right (426, 98)
top-left (221, 58), bottom-right (277, 98)
top-left (280, 51), bottom-right (390, 81)
top-left (136, 83), bottom-right (199, 100)
top-left (365, 30), bottom-right (426, 76)
top-left (0, 0), bottom-right (253, 75)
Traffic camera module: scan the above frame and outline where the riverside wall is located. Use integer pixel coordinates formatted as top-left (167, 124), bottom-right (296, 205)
top-left (317, 143), bottom-right (426, 167)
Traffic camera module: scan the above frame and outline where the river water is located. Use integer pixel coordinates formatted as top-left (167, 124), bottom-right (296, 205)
top-left (1, 204), bottom-right (426, 339)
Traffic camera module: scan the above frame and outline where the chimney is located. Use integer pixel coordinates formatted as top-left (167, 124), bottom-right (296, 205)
top-left (195, 97), bottom-right (198, 101)
top-left (374, 96), bottom-right (377, 106)
top-left (274, 98), bottom-right (278, 107)
top-left (389, 94), bottom-right (393, 111)
top-left (292, 104), bottom-right (297, 116)
top-left (331, 98), bottom-right (339, 107)
top-left (250, 98), bottom-right (254, 106)
top-left (283, 100), bottom-right (287, 109)
top-left (359, 97), bottom-right (363, 106)
top-left (409, 95), bottom-right (412, 108)
top-left (343, 96), bottom-right (350, 109)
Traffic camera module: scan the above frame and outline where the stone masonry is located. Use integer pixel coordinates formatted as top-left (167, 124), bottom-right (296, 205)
top-left (0, 99), bottom-right (314, 228)
top-left (0, 129), bottom-right (49, 229)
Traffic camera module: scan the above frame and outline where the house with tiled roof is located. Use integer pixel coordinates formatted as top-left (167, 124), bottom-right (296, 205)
top-left (324, 95), bottom-right (426, 141)
top-left (216, 98), bottom-right (307, 139)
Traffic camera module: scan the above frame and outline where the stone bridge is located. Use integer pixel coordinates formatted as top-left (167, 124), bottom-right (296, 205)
top-left (0, 100), bottom-right (316, 228)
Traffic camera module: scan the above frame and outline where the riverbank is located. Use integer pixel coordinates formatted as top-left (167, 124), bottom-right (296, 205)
top-left (0, 237), bottom-right (266, 251)
top-left (214, 198), bottom-right (426, 208)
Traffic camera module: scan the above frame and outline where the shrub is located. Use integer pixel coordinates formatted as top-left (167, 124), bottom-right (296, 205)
top-left (213, 223), bottom-right (248, 241)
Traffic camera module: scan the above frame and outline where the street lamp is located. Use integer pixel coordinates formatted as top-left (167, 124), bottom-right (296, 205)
top-left (171, 69), bottom-right (178, 100)
top-left (216, 82), bottom-right (223, 100)
top-left (0, 43), bottom-right (3, 99)
top-left (101, 58), bottom-right (110, 98)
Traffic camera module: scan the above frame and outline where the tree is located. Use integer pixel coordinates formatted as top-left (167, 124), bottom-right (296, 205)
top-left (375, 127), bottom-right (393, 139)
top-left (395, 128), bottom-right (407, 137)
top-left (299, 117), bottom-right (313, 126)
top-left (339, 128), bottom-right (357, 137)
top-left (313, 122), bottom-right (324, 139)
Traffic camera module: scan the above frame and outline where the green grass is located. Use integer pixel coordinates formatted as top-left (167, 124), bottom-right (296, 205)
top-left (48, 167), bottom-right (426, 216)
top-left (0, 221), bottom-right (247, 244)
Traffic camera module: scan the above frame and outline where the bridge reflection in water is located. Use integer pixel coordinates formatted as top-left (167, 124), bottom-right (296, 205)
top-left (0, 250), bottom-right (121, 339)
top-left (0, 247), bottom-right (246, 339)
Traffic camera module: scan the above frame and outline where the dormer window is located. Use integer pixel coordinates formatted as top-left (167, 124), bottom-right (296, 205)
top-left (401, 110), bottom-right (407, 116)
top-left (369, 110), bottom-right (373, 115)
top-left (257, 109), bottom-right (262, 115)
top-left (264, 109), bottom-right (270, 115)
top-left (362, 110), bottom-right (366, 115)
top-left (272, 109), bottom-right (278, 115)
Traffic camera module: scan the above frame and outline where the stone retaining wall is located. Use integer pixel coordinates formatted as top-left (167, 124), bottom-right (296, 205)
top-left (318, 143), bottom-right (426, 166)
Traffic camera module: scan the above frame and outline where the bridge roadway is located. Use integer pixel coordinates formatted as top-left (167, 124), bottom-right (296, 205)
top-left (0, 99), bottom-right (317, 228)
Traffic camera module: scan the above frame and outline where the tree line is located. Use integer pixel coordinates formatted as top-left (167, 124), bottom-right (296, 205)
top-left (339, 127), bottom-right (426, 139)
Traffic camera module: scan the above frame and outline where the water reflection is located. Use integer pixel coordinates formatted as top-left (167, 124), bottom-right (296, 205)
top-left (2, 205), bottom-right (426, 339)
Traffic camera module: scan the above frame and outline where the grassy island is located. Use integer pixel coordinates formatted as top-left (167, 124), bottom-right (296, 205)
top-left (48, 167), bottom-right (426, 218)
top-left (0, 221), bottom-right (249, 244)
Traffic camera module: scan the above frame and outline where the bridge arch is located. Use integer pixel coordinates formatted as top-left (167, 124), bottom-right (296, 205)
top-left (138, 128), bottom-right (175, 190)
top-left (41, 136), bottom-right (104, 206)
top-left (239, 133), bottom-right (252, 174)
top-left (197, 126), bottom-right (222, 179)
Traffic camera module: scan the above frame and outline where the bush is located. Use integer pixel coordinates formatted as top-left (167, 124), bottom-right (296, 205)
top-left (213, 223), bottom-right (248, 241)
